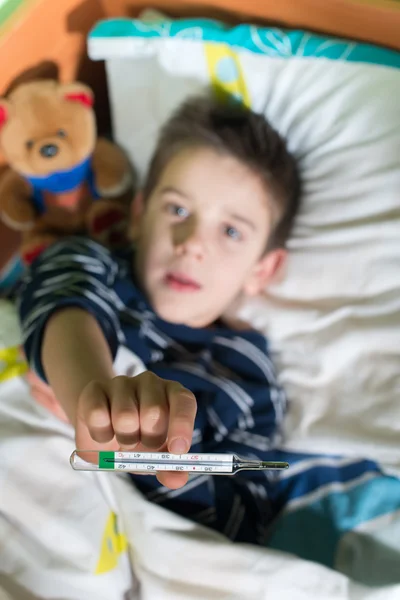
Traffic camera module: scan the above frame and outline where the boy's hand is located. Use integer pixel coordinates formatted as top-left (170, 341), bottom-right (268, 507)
top-left (75, 372), bottom-right (197, 490)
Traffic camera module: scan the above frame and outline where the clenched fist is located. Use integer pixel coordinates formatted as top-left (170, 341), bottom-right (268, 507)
top-left (75, 372), bottom-right (197, 489)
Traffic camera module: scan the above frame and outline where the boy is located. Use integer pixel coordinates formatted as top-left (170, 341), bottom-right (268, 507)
top-left (18, 94), bottom-right (301, 545)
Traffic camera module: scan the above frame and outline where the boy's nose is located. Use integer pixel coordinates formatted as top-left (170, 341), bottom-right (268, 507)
top-left (173, 219), bottom-right (205, 258)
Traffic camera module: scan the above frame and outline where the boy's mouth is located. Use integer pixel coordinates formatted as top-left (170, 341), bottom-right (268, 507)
top-left (164, 272), bottom-right (202, 292)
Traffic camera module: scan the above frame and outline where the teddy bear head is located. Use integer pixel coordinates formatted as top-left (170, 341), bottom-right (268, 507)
top-left (0, 80), bottom-right (96, 177)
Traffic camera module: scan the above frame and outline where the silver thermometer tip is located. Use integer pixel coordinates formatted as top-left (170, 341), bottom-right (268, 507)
top-left (261, 461), bottom-right (289, 470)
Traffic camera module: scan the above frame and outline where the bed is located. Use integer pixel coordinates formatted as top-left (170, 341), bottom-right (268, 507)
top-left (1, 1), bottom-right (400, 599)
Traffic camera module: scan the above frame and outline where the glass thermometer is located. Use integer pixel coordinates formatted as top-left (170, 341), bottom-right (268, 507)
top-left (70, 450), bottom-right (289, 476)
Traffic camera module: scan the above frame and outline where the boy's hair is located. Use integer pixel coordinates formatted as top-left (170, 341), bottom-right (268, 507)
top-left (143, 93), bottom-right (301, 250)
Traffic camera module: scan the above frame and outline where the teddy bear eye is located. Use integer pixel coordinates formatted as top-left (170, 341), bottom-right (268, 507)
top-left (57, 129), bottom-right (67, 138)
top-left (26, 140), bottom-right (34, 150)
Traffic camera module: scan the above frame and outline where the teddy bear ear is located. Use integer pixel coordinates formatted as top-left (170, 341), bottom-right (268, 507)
top-left (0, 99), bottom-right (11, 130)
top-left (59, 82), bottom-right (94, 108)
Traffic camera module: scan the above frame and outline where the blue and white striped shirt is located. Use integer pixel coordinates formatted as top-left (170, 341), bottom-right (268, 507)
top-left (18, 237), bottom-right (287, 545)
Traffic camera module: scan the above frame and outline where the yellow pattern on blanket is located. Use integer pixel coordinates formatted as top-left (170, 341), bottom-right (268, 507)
top-left (95, 511), bottom-right (128, 575)
top-left (0, 347), bottom-right (28, 383)
top-left (204, 42), bottom-right (250, 107)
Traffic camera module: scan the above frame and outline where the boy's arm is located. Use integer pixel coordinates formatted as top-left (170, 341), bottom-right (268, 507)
top-left (18, 237), bottom-right (123, 448)
top-left (41, 307), bottom-right (198, 486)
top-left (18, 237), bottom-right (122, 385)
top-left (41, 308), bottom-right (114, 424)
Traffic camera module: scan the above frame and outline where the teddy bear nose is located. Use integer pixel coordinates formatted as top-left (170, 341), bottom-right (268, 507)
top-left (40, 143), bottom-right (59, 158)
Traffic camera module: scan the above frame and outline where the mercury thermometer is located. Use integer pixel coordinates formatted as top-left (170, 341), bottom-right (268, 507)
top-left (70, 450), bottom-right (289, 476)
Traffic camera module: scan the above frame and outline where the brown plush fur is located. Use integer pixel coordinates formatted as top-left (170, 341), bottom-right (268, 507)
top-left (0, 80), bottom-right (96, 176)
top-left (0, 80), bottom-right (134, 263)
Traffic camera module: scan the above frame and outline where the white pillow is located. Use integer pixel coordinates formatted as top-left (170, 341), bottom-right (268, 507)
top-left (88, 16), bottom-right (400, 472)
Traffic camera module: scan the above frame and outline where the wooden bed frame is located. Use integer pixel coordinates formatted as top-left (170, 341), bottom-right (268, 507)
top-left (0, 0), bottom-right (399, 271)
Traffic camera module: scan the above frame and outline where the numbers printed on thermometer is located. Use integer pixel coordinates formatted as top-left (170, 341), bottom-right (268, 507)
top-left (111, 451), bottom-right (234, 474)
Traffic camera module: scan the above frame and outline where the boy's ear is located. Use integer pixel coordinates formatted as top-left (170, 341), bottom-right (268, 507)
top-left (243, 248), bottom-right (287, 296)
top-left (129, 192), bottom-right (145, 240)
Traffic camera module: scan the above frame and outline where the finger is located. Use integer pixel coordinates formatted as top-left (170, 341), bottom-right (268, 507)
top-left (78, 380), bottom-right (114, 444)
top-left (166, 384), bottom-right (197, 454)
top-left (136, 373), bottom-right (169, 449)
top-left (110, 376), bottom-right (140, 448)
top-left (156, 471), bottom-right (189, 489)
top-left (75, 417), bottom-right (119, 466)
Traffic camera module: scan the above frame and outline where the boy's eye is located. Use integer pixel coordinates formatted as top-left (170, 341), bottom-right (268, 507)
top-left (168, 204), bottom-right (189, 218)
top-left (224, 225), bottom-right (241, 240)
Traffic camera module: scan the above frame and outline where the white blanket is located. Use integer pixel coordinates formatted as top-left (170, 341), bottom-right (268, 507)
top-left (1, 300), bottom-right (400, 600)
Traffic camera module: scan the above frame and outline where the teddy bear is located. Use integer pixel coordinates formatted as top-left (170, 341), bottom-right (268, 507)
top-left (0, 79), bottom-right (134, 263)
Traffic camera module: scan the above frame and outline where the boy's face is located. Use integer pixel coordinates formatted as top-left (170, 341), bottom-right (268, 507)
top-left (133, 147), bottom-right (285, 328)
